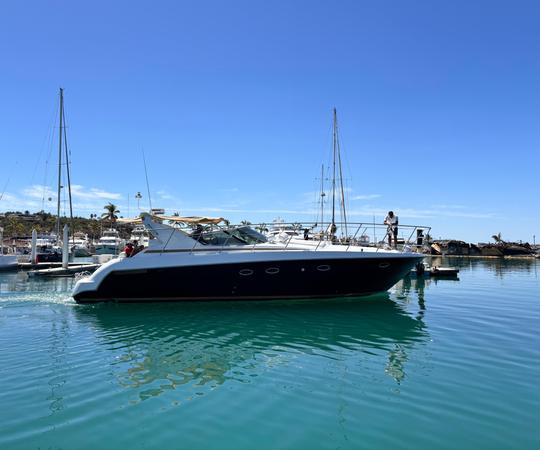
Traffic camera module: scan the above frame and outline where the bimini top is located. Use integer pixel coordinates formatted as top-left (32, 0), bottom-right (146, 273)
top-left (116, 215), bottom-right (225, 225)
top-left (159, 215), bottom-right (225, 225)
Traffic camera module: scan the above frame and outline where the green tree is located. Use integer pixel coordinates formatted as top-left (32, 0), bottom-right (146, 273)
top-left (4, 216), bottom-right (25, 237)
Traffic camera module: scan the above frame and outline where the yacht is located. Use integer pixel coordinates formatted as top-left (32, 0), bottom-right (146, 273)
top-left (73, 214), bottom-right (423, 303)
top-left (31, 234), bottom-right (63, 263)
top-left (129, 224), bottom-right (151, 247)
top-left (94, 229), bottom-right (125, 255)
top-left (71, 232), bottom-right (92, 257)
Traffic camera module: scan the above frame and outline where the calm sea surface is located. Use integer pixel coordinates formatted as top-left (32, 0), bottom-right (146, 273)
top-left (0, 257), bottom-right (538, 450)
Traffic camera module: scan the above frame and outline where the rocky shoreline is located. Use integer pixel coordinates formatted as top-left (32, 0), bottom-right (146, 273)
top-left (430, 240), bottom-right (537, 257)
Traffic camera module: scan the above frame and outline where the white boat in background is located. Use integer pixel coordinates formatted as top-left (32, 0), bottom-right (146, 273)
top-left (129, 224), bottom-right (150, 247)
top-left (0, 227), bottom-right (20, 270)
top-left (94, 229), bottom-right (125, 255)
top-left (71, 232), bottom-right (92, 257)
top-left (0, 254), bottom-right (18, 271)
top-left (30, 233), bottom-right (63, 263)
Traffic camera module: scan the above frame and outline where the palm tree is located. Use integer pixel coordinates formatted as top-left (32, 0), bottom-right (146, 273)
top-left (256, 223), bottom-right (268, 233)
top-left (102, 203), bottom-right (120, 228)
top-left (491, 232), bottom-right (504, 244)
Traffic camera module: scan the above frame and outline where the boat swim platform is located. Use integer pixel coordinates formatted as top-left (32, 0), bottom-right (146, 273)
top-left (27, 263), bottom-right (101, 277)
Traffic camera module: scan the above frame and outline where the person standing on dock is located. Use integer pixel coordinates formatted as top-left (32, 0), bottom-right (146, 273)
top-left (384, 211), bottom-right (399, 248)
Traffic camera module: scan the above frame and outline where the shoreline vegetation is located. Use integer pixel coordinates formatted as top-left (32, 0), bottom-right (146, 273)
top-left (0, 209), bottom-right (134, 242)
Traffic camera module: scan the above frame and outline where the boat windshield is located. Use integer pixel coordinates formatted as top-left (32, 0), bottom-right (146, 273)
top-left (195, 226), bottom-right (267, 246)
top-left (233, 226), bottom-right (267, 244)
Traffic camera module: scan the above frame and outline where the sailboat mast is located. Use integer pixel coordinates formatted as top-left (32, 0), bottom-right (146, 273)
top-left (142, 149), bottom-right (152, 212)
top-left (336, 117), bottom-right (348, 237)
top-left (320, 164), bottom-right (325, 228)
top-left (55, 88), bottom-right (64, 240)
top-left (62, 106), bottom-right (74, 239)
top-left (331, 108), bottom-right (337, 228)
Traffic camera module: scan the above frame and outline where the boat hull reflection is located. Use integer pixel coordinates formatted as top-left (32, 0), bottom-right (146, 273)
top-left (74, 296), bottom-right (429, 398)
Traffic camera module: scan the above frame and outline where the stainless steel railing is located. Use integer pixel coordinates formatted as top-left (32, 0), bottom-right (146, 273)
top-left (146, 219), bottom-right (431, 255)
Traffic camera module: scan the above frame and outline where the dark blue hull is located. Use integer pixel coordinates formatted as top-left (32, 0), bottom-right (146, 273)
top-left (73, 255), bottom-right (422, 303)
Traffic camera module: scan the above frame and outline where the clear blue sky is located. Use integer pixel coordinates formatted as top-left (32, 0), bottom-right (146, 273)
top-left (1, 0), bottom-right (539, 243)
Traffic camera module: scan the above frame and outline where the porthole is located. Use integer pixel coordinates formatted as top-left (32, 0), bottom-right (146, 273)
top-left (379, 262), bottom-right (390, 269)
top-left (239, 269), bottom-right (254, 276)
top-left (265, 267), bottom-right (280, 275)
top-left (317, 265), bottom-right (331, 272)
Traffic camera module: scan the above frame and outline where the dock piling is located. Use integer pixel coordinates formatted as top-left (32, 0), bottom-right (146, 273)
top-left (62, 224), bottom-right (69, 269)
top-left (31, 229), bottom-right (37, 265)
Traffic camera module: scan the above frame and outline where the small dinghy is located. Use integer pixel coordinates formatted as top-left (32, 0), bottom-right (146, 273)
top-left (411, 263), bottom-right (459, 278)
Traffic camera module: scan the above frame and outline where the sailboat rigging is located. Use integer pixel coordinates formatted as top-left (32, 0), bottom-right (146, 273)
top-left (54, 88), bottom-right (74, 243)
top-left (321, 108), bottom-right (348, 239)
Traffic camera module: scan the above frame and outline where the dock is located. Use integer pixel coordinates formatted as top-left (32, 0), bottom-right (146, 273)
top-left (19, 262), bottom-right (70, 270)
top-left (27, 263), bottom-right (100, 277)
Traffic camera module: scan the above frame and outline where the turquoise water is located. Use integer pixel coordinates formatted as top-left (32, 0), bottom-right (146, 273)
top-left (0, 257), bottom-right (538, 450)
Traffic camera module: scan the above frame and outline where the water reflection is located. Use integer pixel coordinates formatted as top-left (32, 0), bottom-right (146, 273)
top-left (0, 271), bottom-right (75, 295)
top-left (74, 297), bottom-right (429, 401)
top-left (397, 276), bottom-right (427, 318)
top-left (47, 312), bottom-right (70, 415)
